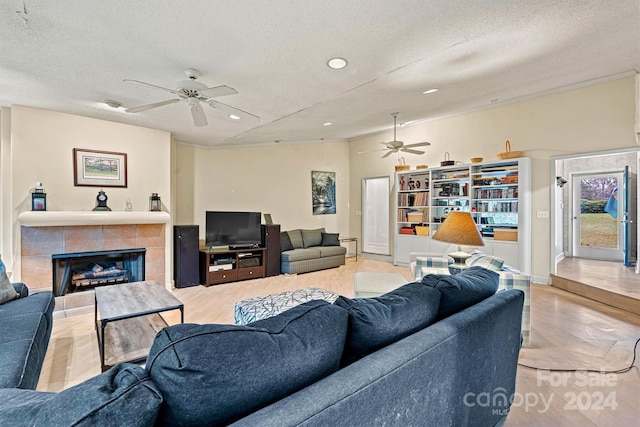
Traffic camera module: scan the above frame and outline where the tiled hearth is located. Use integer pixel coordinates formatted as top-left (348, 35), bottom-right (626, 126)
top-left (18, 211), bottom-right (170, 316)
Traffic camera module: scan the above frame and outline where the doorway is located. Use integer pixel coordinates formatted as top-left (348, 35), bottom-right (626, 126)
top-left (361, 176), bottom-right (390, 255)
top-left (571, 171), bottom-right (625, 261)
top-left (551, 149), bottom-right (638, 275)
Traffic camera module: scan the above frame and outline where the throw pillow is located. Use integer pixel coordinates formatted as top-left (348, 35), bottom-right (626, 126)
top-left (286, 229), bottom-right (304, 249)
top-left (280, 231), bottom-right (294, 252)
top-left (334, 282), bottom-right (441, 365)
top-left (234, 287), bottom-right (340, 325)
top-left (301, 228), bottom-right (325, 248)
top-left (147, 300), bottom-right (348, 427)
top-left (467, 253), bottom-right (504, 271)
top-left (321, 232), bottom-right (340, 246)
top-left (421, 266), bottom-right (499, 319)
top-left (0, 256), bottom-right (19, 305)
top-left (34, 364), bottom-right (162, 427)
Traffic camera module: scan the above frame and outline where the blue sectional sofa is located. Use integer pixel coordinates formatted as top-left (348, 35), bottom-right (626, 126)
top-left (0, 283), bottom-right (55, 389)
top-left (0, 268), bottom-right (524, 426)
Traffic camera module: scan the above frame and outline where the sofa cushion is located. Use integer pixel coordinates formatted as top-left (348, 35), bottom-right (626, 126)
top-left (234, 287), bottom-right (339, 325)
top-left (301, 228), bottom-right (325, 248)
top-left (34, 364), bottom-right (162, 427)
top-left (0, 291), bottom-right (55, 326)
top-left (286, 229), bottom-right (304, 249)
top-left (334, 282), bottom-right (441, 365)
top-left (280, 248), bottom-right (321, 262)
top-left (147, 300), bottom-right (348, 427)
top-left (280, 232), bottom-right (294, 251)
top-left (0, 312), bottom-right (50, 389)
top-left (0, 257), bottom-right (19, 304)
top-left (0, 364), bottom-right (160, 426)
top-left (421, 266), bottom-right (499, 319)
top-left (321, 232), bottom-right (340, 246)
top-left (316, 245), bottom-right (347, 258)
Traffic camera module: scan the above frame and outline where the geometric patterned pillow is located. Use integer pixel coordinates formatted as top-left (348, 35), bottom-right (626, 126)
top-left (234, 287), bottom-right (339, 325)
top-left (467, 254), bottom-right (504, 271)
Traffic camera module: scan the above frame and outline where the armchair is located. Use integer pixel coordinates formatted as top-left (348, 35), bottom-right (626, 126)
top-left (409, 250), bottom-right (531, 346)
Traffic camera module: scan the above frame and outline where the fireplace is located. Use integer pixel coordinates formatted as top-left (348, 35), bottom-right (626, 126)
top-left (52, 248), bottom-right (146, 297)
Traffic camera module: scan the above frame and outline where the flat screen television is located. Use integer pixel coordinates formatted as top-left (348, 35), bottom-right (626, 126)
top-left (205, 211), bottom-right (262, 249)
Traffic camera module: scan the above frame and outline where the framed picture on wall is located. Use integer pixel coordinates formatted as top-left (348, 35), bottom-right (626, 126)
top-left (73, 148), bottom-right (128, 187)
top-left (311, 171), bottom-right (336, 215)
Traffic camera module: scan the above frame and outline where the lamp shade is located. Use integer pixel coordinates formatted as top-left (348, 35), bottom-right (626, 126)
top-left (432, 212), bottom-right (484, 247)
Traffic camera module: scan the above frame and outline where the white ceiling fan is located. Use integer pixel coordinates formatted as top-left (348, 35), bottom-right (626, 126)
top-left (123, 68), bottom-right (259, 127)
top-left (358, 112), bottom-right (431, 158)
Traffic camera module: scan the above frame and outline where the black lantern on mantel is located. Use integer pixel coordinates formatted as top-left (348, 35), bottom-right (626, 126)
top-left (31, 182), bottom-right (47, 211)
top-left (149, 193), bottom-right (161, 211)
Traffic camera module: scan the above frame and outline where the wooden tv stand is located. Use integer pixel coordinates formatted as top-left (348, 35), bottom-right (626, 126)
top-left (199, 248), bottom-right (266, 286)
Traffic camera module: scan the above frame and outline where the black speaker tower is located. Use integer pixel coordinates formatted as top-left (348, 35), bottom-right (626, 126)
top-left (174, 225), bottom-right (200, 288)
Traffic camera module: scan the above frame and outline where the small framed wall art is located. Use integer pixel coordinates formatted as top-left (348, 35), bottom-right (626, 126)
top-left (311, 171), bottom-right (336, 215)
top-left (73, 148), bottom-right (127, 188)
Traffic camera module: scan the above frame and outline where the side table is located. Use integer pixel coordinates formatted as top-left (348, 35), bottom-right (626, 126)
top-left (339, 237), bottom-right (358, 261)
top-left (95, 280), bottom-right (184, 372)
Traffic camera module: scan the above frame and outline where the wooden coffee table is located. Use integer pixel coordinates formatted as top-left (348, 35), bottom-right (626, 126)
top-left (94, 280), bottom-right (184, 372)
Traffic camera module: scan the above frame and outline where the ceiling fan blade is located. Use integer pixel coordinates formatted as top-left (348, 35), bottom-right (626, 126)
top-left (123, 79), bottom-right (180, 95)
top-left (400, 148), bottom-right (425, 155)
top-left (125, 98), bottom-right (180, 113)
top-left (357, 148), bottom-right (390, 154)
top-left (208, 100), bottom-right (260, 125)
top-left (402, 141), bottom-right (431, 148)
top-left (381, 150), bottom-right (394, 159)
top-left (200, 85), bottom-right (238, 97)
top-left (191, 104), bottom-right (208, 127)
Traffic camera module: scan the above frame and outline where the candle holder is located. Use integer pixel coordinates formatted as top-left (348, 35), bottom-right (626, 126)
top-left (31, 182), bottom-right (47, 211)
top-left (149, 193), bottom-right (161, 211)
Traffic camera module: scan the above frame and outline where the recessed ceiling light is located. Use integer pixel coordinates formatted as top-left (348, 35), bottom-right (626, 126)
top-left (323, 122), bottom-right (333, 126)
top-left (229, 114), bottom-right (241, 120)
top-left (327, 57), bottom-right (348, 69)
top-left (104, 99), bottom-right (122, 109)
top-left (422, 88), bottom-right (438, 95)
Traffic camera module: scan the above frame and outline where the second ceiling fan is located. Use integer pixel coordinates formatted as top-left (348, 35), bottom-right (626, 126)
top-left (359, 112), bottom-right (431, 158)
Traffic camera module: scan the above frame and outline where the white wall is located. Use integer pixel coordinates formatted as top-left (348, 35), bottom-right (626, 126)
top-left (174, 141), bottom-right (350, 240)
top-left (350, 76), bottom-right (637, 281)
top-left (2, 105), bottom-right (172, 274)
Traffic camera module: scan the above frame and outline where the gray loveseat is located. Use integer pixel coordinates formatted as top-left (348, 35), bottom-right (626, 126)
top-left (0, 268), bottom-right (524, 426)
top-left (0, 283), bottom-right (55, 389)
top-left (280, 228), bottom-right (346, 274)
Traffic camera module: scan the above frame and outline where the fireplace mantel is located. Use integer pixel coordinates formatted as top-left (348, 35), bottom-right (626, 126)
top-left (18, 211), bottom-right (170, 227)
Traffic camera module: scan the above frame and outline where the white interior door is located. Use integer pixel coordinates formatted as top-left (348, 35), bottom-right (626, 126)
top-left (362, 176), bottom-right (390, 255)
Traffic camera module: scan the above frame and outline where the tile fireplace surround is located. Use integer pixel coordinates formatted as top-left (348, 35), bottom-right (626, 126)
top-left (17, 211), bottom-right (171, 315)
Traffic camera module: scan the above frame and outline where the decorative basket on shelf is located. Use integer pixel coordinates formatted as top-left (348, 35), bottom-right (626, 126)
top-left (395, 157), bottom-right (410, 171)
top-left (497, 140), bottom-right (524, 159)
top-left (440, 152), bottom-right (455, 166)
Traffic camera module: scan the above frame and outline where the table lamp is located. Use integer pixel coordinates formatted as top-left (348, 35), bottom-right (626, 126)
top-left (432, 211), bottom-right (484, 268)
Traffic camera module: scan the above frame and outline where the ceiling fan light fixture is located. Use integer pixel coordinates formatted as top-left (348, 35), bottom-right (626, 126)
top-left (327, 57), bottom-right (348, 69)
top-left (104, 99), bottom-right (122, 109)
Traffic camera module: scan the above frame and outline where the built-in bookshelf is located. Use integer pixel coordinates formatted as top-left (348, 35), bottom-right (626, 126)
top-left (393, 158), bottom-right (531, 273)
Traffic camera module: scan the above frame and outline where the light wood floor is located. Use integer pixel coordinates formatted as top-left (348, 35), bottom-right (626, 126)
top-left (553, 257), bottom-right (640, 315)
top-left (38, 257), bottom-right (640, 426)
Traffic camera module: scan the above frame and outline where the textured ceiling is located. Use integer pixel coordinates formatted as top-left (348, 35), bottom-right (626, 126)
top-left (1, 0), bottom-right (639, 148)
